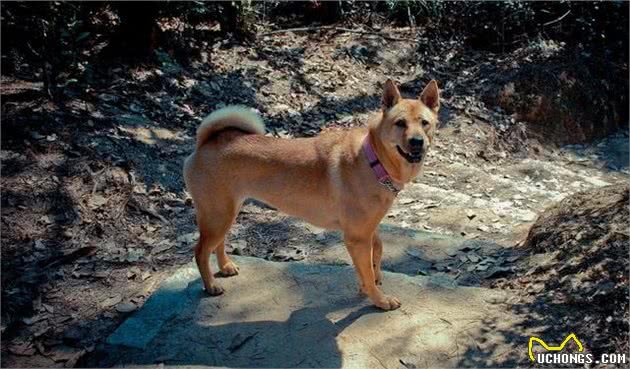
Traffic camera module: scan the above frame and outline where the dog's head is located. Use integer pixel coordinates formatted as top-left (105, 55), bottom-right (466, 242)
top-left (372, 79), bottom-right (440, 169)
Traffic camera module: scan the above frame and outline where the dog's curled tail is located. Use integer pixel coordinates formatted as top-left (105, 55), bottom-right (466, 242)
top-left (196, 106), bottom-right (265, 149)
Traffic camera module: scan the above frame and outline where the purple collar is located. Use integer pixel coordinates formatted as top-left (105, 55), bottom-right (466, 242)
top-left (362, 136), bottom-right (402, 195)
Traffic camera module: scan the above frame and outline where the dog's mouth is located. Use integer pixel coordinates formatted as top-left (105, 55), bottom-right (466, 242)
top-left (396, 146), bottom-right (423, 163)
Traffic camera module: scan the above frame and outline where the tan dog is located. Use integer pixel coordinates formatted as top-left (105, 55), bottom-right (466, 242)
top-left (184, 79), bottom-right (439, 310)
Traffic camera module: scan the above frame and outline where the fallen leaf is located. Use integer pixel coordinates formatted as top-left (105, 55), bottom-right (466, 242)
top-left (89, 194), bottom-right (108, 209)
top-left (125, 248), bottom-right (145, 262)
top-left (506, 255), bottom-right (521, 262)
top-left (477, 225), bottom-right (490, 232)
top-left (467, 253), bottom-right (481, 263)
top-left (102, 295), bottom-right (122, 308)
top-left (228, 332), bottom-right (258, 353)
top-left (50, 346), bottom-right (81, 363)
top-left (64, 350), bottom-right (86, 368)
top-left (151, 240), bottom-right (174, 255)
top-left (34, 325), bottom-right (50, 338)
top-left (22, 314), bottom-right (47, 325)
top-left (127, 266), bottom-right (141, 279)
top-left (9, 342), bottom-right (35, 356)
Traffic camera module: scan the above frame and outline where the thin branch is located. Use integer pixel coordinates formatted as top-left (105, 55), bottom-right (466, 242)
top-left (336, 27), bottom-right (419, 42)
top-left (543, 10), bottom-right (571, 27)
top-left (260, 25), bottom-right (336, 35)
top-left (259, 26), bottom-right (419, 42)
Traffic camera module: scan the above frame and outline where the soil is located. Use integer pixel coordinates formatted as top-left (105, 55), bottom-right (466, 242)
top-left (497, 185), bottom-right (629, 359)
top-left (1, 24), bottom-right (629, 367)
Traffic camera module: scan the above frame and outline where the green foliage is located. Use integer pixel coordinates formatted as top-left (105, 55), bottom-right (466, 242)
top-left (1, 2), bottom-right (101, 97)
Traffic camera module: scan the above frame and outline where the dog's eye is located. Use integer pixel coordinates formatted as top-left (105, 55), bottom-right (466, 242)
top-left (421, 120), bottom-right (430, 128)
top-left (395, 119), bottom-right (407, 128)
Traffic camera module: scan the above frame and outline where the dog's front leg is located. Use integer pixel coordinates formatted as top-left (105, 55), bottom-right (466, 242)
top-left (344, 234), bottom-right (401, 310)
top-left (372, 231), bottom-right (383, 285)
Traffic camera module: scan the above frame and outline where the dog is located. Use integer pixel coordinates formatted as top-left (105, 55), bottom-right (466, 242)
top-left (183, 79), bottom-right (439, 310)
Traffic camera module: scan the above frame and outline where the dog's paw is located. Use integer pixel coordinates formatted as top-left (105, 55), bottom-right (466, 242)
top-left (373, 294), bottom-right (401, 311)
top-left (219, 261), bottom-right (239, 277)
top-left (205, 284), bottom-right (225, 296)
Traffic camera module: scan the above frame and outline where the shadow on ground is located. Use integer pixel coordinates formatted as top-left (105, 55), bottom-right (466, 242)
top-left (86, 259), bottom-right (383, 367)
top-left (86, 249), bottom-right (536, 368)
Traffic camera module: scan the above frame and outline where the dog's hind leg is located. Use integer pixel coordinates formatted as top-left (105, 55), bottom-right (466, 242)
top-left (194, 202), bottom-right (239, 296)
top-left (215, 239), bottom-right (239, 276)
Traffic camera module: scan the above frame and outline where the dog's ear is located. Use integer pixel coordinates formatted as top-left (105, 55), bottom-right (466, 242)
top-left (382, 79), bottom-right (401, 110)
top-left (420, 80), bottom-right (440, 112)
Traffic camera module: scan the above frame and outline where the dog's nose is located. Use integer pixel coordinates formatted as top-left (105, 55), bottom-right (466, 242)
top-left (409, 137), bottom-right (424, 151)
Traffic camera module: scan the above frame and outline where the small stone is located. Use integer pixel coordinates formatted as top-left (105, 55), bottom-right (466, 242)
top-left (34, 240), bottom-right (46, 251)
top-left (115, 302), bottom-right (137, 313)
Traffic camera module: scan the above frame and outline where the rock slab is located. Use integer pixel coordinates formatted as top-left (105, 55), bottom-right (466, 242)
top-left (102, 254), bottom-right (527, 368)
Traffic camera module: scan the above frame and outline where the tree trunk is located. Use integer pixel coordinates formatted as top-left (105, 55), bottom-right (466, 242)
top-left (109, 2), bottom-right (160, 59)
top-left (218, 2), bottom-right (253, 39)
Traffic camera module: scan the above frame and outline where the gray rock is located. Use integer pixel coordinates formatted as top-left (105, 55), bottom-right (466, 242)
top-left (101, 255), bottom-right (522, 368)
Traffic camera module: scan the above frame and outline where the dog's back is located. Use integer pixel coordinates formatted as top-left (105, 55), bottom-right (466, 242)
top-left (184, 106), bottom-right (368, 230)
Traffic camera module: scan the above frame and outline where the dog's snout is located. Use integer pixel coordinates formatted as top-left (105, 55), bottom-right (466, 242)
top-left (409, 137), bottom-right (424, 151)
